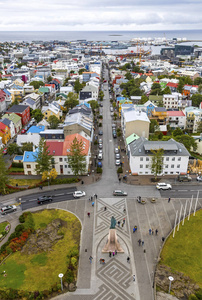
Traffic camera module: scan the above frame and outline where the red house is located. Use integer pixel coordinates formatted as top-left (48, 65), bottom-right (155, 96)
top-left (6, 105), bottom-right (30, 126)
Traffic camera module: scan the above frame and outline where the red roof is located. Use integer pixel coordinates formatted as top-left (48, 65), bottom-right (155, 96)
top-left (184, 84), bottom-right (198, 88)
top-left (0, 122), bottom-right (7, 130)
top-left (46, 141), bottom-right (63, 156)
top-left (166, 82), bottom-right (178, 88)
top-left (167, 111), bottom-right (185, 117)
top-left (63, 133), bottom-right (90, 156)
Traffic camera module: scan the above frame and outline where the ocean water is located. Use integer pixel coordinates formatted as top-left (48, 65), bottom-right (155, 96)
top-left (0, 30), bottom-right (202, 43)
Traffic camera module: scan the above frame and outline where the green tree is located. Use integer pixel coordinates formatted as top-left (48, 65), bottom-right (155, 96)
top-left (88, 100), bottom-right (99, 114)
top-left (7, 143), bottom-right (19, 155)
top-left (64, 92), bottom-right (79, 111)
top-left (197, 121), bottom-right (202, 133)
top-left (162, 86), bottom-right (171, 95)
top-left (68, 137), bottom-right (87, 176)
top-left (194, 77), bottom-right (202, 85)
top-left (0, 150), bottom-right (9, 194)
top-left (74, 79), bottom-right (83, 93)
top-left (140, 95), bottom-right (148, 104)
top-left (31, 109), bottom-right (44, 122)
top-left (125, 71), bottom-right (133, 81)
top-left (47, 75), bottom-right (53, 82)
top-left (198, 84), bottom-right (202, 94)
top-left (48, 115), bottom-right (60, 129)
top-left (78, 68), bottom-right (87, 75)
top-left (33, 138), bottom-right (53, 175)
top-left (99, 91), bottom-right (104, 101)
top-left (157, 100), bottom-right (164, 107)
top-left (21, 142), bottom-right (33, 152)
top-left (150, 149), bottom-right (164, 180)
top-left (191, 94), bottom-right (202, 107)
top-left (149, 119), bottom-right (159, 133)
top-left (173, 127), bottom-right (183, 137)
top-left (174, 134), bottom-right (197, 152)
top-left (30, 81), bottom-right (44, 90)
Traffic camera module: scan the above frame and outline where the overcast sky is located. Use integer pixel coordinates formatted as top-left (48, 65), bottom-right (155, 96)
top-left (0, 0), bottom-right (202, 31)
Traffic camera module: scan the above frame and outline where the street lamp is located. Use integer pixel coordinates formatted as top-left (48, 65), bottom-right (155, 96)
top-left (58, 273), bottom-right (64, 291)
top-left (168, 276), bottom-right (174, 293)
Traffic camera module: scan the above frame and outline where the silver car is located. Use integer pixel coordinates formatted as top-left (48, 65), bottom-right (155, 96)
top-left (1, 205), bottom-right (17, 215)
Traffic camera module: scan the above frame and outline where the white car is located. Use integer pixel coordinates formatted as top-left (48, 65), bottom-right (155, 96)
top-left (115, 159), bottom-right (120, 166)
top-left (156, 183), bottom-right (172, 190)
top-left (196, 176), bottom-right (202, 182)
top-left (73, 191), bottom-right (86, 198)
top-left (98, 153), bottom-right (103, 160)
top-left (1, 205), bottom-right (17, 215)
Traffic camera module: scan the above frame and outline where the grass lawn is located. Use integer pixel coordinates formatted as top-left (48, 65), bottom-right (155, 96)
top-left (0, 222), bottom-right (9, 234)
top-left (8, 179), bottom-right (41, 187)
top-left (160, 210), bottom-right (202, 287)
top-left (0, 209), bottom-right (81, 291)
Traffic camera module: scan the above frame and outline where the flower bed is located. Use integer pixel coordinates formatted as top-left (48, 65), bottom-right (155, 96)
top-left (0, 222), bottom-right (10, 242)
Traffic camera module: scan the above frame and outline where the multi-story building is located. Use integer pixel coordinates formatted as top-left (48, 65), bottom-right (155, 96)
top-left (185, 107), bottom-right (202, 133)
top-left (167, 111), bottom-right (186, 130)
top-left (163, 93), bottom-right (182, 110)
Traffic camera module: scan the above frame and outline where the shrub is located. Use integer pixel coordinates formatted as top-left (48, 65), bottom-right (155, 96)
top-left (98, 123), bottom-right (102, 127)
top-left (189, 295), bottom-right (198, 300)
top-left (11, 162), bottom-right (23, 168)
top-left (94, 140), bottom-right (98, 145)
top-left (15, 224), bottom-right (25, 234)
top-left (64, 269), bottom-right (74, 284)
top-left (19, 214), bottom-right (25, 223)
top-left (97, 167), bottom-right (102, 173)
top-left (117, 167), bottom-right (123, 173)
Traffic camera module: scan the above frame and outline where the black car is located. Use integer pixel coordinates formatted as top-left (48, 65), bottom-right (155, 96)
top-left (37, 195), bottom-right (53, 204)
top-left (98, 130), bottom-right (103, 135)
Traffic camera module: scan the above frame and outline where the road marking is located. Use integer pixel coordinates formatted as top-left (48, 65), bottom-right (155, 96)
top-left (29, 199), bottom-right (37, 202)
top-left (66, 192), bottom-right (74, 195)
top-left (178, 190), bottom-right (188, 192)
top-left (55, 193), bottom-right (64, 196)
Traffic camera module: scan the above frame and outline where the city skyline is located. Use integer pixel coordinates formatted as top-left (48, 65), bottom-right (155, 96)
top-left (0, 0), bottom-right (202, 31)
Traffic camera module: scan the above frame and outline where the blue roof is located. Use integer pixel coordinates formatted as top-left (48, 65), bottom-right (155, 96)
top-left (14, 155), bottom-right (23, 160)
top-left (3, 89), bottom-right (11, 96)
top-left (27, 125), bottom-right (45, 134)
top-left (77, 102), bottom-right (90, 108)
top-left (23, 150), bottom-right (38, 162)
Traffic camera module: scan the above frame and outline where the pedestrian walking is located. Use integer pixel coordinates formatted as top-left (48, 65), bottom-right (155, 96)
top-left (138, 239), bottom-right (141, 246)
top-left (89, 256), bottom-right (93, 264)
top-left (115, 250), bottom-right (117, 255)
top-left (118, 221), bottom-right (120, 227)
top-left (122, 222), bottom-right (124, 228)
top-left (127, 256), bottom-right (130, 263)
top-left (95, 194), bottom-right (97, 199)
top-left (119, 177), bottom-right (121, 183)
top-left (155, 229), bottom-right (158, 235)
top-left (89, 197), bottom-right (91, 201)
top-left (123, 218), bottom-right (125, 224)
top-left (87, 212), bottom-right (90, 217)
top-left (91, 196), bottom-right (93, 201)
top-left (142, 240), bottom-right (144, 247)
top-left (123, 208), bottom-right (126, 213)
top-left (109, 251), bottom-right (112, 257)
top-left (162, 237), bottom-right (165, 242)
top-left (113, 251), bottom-right (115, 257)
top-left (168, 197), bottom-right (171, 203)
top-left (149, 228), bottom-right (152, 235)
top-left (92, 202), bottom-right (94, 207)
top-left (104, 206), bottom-right (107, 211)
top-left (133, 275), bottom-right (136, 282)
top-left (152, 229), bottom-right (154, 235)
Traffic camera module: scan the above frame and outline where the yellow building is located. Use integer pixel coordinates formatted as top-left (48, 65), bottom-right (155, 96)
top-left (13, 79), bottom-right (24, 87)
top-left (151, 107), bottom-right (168, 125)
top-left (43, 106), bottom-right (61, 120)
top-left (0, 122), bottom-right (11, 144)
top-left (10, 89), bottom-right (24, 102)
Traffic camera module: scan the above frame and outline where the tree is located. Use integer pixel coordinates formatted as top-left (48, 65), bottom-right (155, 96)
top-left (174, 134), bottom-right (197, 152)
top-left (33, 138), bottom-right (53, 175)
top-left (191, 94), bottom-right (202, 107)
top-left (68, 137), bottom-right (87, 176)
top-left (149, 119), bottom-right (159, 133)
top-left (30, 81), bottom-right (44, 90)
top-left (21, 142), bottom-right (33, 152)
top-left (74, 79), bottom-right (83, 93)
top-left (31, 109), bottom-right (44, 122)
top-left (173, 128), bottom-right (183, 137)
top-left (157, 100), bottom-right (164, 107)
top-left (194, 77), bottom-right (202, 85)
top-left (0, 150), bottom-right (9, 194)
top-left (125, 71), bottom-right (133, 80)
top-left (78, 68), bottom-right (87, 75)
top-left (7, 143), bottom-right (20, 156)
top-left (49, 168), bottom-right (58, 181)
top-left (64, 92), bottom-right (79, 111)
top-left (140, 95), bottom-right (148, 104)
top-left (48, 115), bottom-right (60, 129)
top-left (99, 91), bottom-right (104, 101)
top-left (88, 100), bottom-right (99, 113)
top-left (197, 121), bottom-right (202, 133)
top-left (150, 149), bottom-right (164, 180)
top-left (162, 86), bottom-right (171, 95)
top-left (47, 75), bottom-right (53, 82)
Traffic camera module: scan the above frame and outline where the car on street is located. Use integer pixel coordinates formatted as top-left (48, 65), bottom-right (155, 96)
top-left (21, 129), bottom-right (26, 134)
top-left (196, 176), bottom-right (202, 181)
top-left (99, 139), bottom-right (102, 143)
top-left (110, 107), bottom-right (113, 112)
top-left (113, 132), bottom-right (117, 138)
top-left (115, 153), bottom-right (120, 159)
top-left (99, 103), bottom-right (103, 107)
top-left (115, 159), bottom-right (120, 166)
top-left (98, 149), bottom-right (103, 154)
top-left (98, 130), bottom-right (103, 135)
top-left (112, 124), bottom-right (116, 129)
top-left (97, 161), bottom-right (102, 168)
top-left (98, 143), bottom-right (103, 149)
top-left (98, 153), bottom-right (103, 160)
top-left (73, 191), bottom-right (86, 198)
top-left (114, 147), bottom-right (119, 154)
top-left (1, 205), bottom-right (17, 215)
top-left (113, 190), bottom-right (128, 196)
top-left (2, 148), bottom-right (7, 155)
top-left (156, 183), bottom-right (172, 190)
top-left (37, 195), bottom-right (53, 204)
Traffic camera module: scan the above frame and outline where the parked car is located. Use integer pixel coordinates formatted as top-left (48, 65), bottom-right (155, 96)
top-left (178, 175), bottom-right (192, 182)
top-left (98, 149), bottom-right (103, 154)
top-left (110, 107), bottom-right (113, 112)
top-left (97, 161), bottom-right (102, 168)
top-left (98, 130), bottom-right (103, 135)
top-left (99, 139), bottom-right (102, 144)
top-left (21, 129), bottom-right (26, 134)
top-left (156, 183), bottom-right (172, 190)
top-left (115, 159), bottom-right (120, 166)
top-left (98, 143), bottom-right (103, 149)
top-left (113, 190), bottom-right (128, 196)
top-left (113, 132), bottom-right (117, 138)
top-left (37, 195), bottom-right (53, 204)
top-left (1, 205), bottom-right (17, 215)
top-left (98, 153), bottom-right (103, 160)
top-left (99, 103), bottom-right (103, 107)
top-left (73, 191), bottom-right (86, 198)
top-left (115, 153), bottom-right (120, 159)
top-left (112, 124), bottom-right (116, 129)
top-left (196, 176), bottom-right (202, 182)
top-left (114, 147), bottom-right (119, 154)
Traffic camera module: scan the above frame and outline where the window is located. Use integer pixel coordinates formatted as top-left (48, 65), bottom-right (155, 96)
top-left (28, 171), bottom-right (31, 175)
top-left (26, 164), bottom-right (31, 168)
top-left (177, 164), bottom-right (180, 168)
top-left (166, 157), bottom-right (169, 161)
top-left (146, 165), bottom-right (149, 168)
top-left (165, 172), bottom-right (168, 174)
top-left (140, 157), bottom-right (143, 161)
top-left (64, 158), bottom-right (67, 161)
top-left (171, 164), bottom-right (174, 168)
top-left (146, 157), bottom-right (149, 161)
top-left (172, 157), bottom-right (175, 161)
top-left (178, 157), bottom-right (181, 161)
top-left (140, 165), bottom-right (143, 168)
top-left (65, 165), bottom-right (67, 168)
top-left (59, 158), bottom-right (62, 162)
top-left (165, 165), bottom-right (168, 168)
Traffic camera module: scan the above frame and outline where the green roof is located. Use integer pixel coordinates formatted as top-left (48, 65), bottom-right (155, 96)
top-left (56, 93), bottom-right (67, 99)
top-left (160, 82), bottom-right (167, 89)
top-left (149, 95), bottom-right (163, 101)
top-left (38, 87), bottom-right (50, 93)
top-left (2, 113), bottom-right (21, 125)
top-left (126, 133), bottom-right (139, 145)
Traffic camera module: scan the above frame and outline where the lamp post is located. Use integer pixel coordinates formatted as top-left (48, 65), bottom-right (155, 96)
top-left (168, 276), bottom-right (174, 293)
top-left (58, 273), bottom-right (64, 291)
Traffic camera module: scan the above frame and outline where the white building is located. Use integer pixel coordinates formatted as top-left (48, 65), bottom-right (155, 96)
top-left (128, 138), bottom-right (190, 175)
top-left (167, 110), bottom-right (186, 129)
top-left (163, 93), bottom-right (182, 110)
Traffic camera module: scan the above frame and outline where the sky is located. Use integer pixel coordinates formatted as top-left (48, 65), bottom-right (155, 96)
top-left (0, 0), bottom-right (202, 31)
